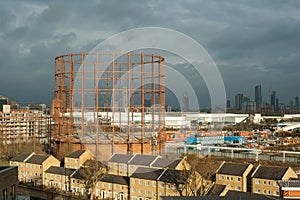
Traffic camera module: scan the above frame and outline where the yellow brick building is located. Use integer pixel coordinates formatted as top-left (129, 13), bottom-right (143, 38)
top-left (215, 161), bottom-right (253, 193)
top-left (64, 149), bottom-right (95, 169)
top-left (10, 153), bottom-right (60, 185)
top-left (251, 165), bottom-right (298, 197)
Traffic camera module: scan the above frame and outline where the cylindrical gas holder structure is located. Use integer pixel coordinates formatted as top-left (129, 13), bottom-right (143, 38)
top-left (52, 52), bottom-right (165, 158)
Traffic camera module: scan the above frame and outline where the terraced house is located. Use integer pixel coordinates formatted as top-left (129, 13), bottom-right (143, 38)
top-left (108, 153), bottom-right (189, 176)
top-left (44, 166), bottom-right (76, 191)
top-left (215, 162), bottom-right (253, 193)
top-left (251, 165), bottom-right (298, 197)
top-left (130, 167), bottom-right (201, 200)
top-left (10, 152), bottom-right (60, 185)
top-left (64, 149), bottom-right (95, 169)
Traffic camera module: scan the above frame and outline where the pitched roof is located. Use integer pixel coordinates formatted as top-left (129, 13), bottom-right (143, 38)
top-left (101, 175), bottom-right (129, 185)
top-left (252, 165), bottom-right (288, 180)
top-left (129, 154), bottom-right (158, 166)
top-left (206, 184), bottom-right (226, 196)
top-left (66, 150), bottom-right (87, 158)
top-left (10, 152), bottom-right (33, 162)
top-left (25, 155), bottom-right (50, 164)
top-left (217, 162), bottom-right (251, 176)
top-left (158, 169), bottom-right (188, 184)
top-left (151, 158), bottom-right (182, 169)
top-left (131, 167), bottom-right (164, 180)
top-left (70, 168), bottom-right (85, 180)
top-left (108, 154), bottom-right (134, 163)
top-left (45, 166), bottom-right (75, 176)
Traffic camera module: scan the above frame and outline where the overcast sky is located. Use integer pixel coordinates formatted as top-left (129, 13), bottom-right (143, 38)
top-left (0, 0), bottom-right (299, 108)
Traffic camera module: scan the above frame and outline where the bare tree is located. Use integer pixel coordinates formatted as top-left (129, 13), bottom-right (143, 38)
top-left (80, 159), bottom-right (108, 200)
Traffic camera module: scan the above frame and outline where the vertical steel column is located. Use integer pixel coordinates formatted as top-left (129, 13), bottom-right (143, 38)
top-left (112, 53), bottom-right (115, 155)
top-left (141, 53), bottom-right (145, 154)
top-left (127, 53), bottom-right (131, 154)
top-left (81, 53), bottom-right (85, 148)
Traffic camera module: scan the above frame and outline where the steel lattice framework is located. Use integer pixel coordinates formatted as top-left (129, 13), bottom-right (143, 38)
top-left (52, 52), bottom-right (165, 158)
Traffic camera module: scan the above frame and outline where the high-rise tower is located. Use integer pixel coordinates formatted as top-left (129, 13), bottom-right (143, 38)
top-left (255, 85), bottom-right (262, 112)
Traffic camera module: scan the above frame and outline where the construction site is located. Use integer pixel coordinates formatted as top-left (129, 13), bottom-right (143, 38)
top-left (51, 52), bottom-right (166, 159)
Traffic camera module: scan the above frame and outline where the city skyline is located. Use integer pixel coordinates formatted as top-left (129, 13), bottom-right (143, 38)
top-left (0, 1), bottom-right (299, 108)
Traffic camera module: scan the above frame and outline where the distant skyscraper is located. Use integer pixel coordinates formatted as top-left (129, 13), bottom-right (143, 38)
top-left (235, 93), bottom-right (243, 110)
top-left (295, 96), bottom-right (299, 110)
top-left (271, 91), bottom-right (276, 111)
top-left (255, 85), bottom-right (262, 111)
top-left (226, 100), bottom-right (231, 109)
top-left (289, 100), bottom-right (294, 110)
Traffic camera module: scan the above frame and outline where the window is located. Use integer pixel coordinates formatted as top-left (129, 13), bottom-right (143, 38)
top-left (255, 189), bottom-right (260, 193)
top-left (220, 175), bottom-right (224, 180)
top-left (152, 182), bottom-right (156, 187)
top-left (263, 180), bottom-right (267, 185)
top-left (236, 186), bottom-right (241, 191)
top-left (263, 190), bottom-right (266, 194)
top-left (153, 192), bottom-right (156, 196)
top-left (146, 190), bottom-right (149, 196)
top-left (2, 188), bottom-right (7, 200)
top-left (255, 179), bottom-right (260, 184)
top-left (160, 183), bottom-right (165, 188)
top-left (146, 181), bottom-right (149, 186)
top-left (139, 189), bottom-right (143, 194)
top-left (236, 177), bottom-right (241, 182)
top-left (132, 179), bottom-right (136, 184)
top-left (132, 188), bottom-right (136, 193)
top-left (139, 180), bottom-right (143, 185)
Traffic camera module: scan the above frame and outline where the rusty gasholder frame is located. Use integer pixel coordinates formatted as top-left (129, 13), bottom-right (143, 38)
top-left (52, 52), bottom-right (165, 158)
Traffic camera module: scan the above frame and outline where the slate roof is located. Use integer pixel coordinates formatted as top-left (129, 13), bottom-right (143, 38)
top-left (151, 158), bottom-right (182, 169)
top-left (83, 159), bottom-right (107, 168)
top-left (70, 168), bottom-right (85, 180)
top-left (158, 169), bottom-right (188, 184)
top-left (10, 152), bottom-right (33, 162)
top-left (129, 154), bottom-right (158, 166)
top-left (108, 154), bottom-right (134, 163)
top-left (101, 174), bottom-right (129, 185)
top-left (66, 150), bottom-right (86, 158)
top-left (206, 184), bottom-right (226, 196)
top-left (131, 167), bottom-right (164, 180)
top-left (45, 166), bottom-right (75, 176)
top-left (25, 155), bottom-right (49, 165)
top-left (252, 165), bottom-right (288, 180)
top-left (217, 162), bottom-right (250, 176)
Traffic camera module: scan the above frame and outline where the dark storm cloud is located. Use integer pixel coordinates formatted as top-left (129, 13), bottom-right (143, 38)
top-left (0, 0), bottom-right (299, 107)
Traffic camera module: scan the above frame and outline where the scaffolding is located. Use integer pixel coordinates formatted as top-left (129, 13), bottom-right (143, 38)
top-left (52, 52), bottom-right (166, 158)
